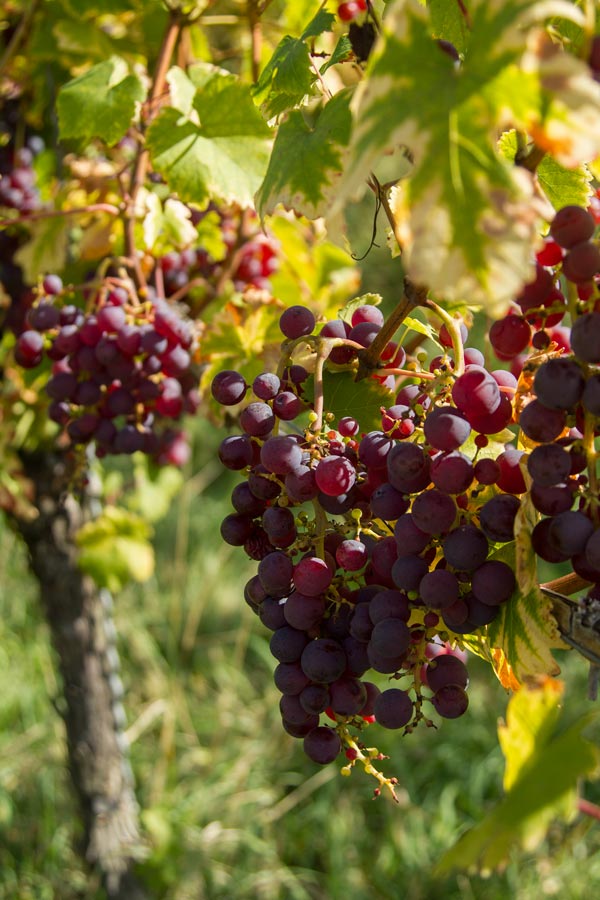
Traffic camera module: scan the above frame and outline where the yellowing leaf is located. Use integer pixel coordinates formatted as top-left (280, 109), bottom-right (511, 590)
top-left (330, 0), bottom-right (600, 316)
top-left (437, 686), bottom-right (600, 874)
top-left (486, 541), bottom-right (564, 684)
top-left (499, 678), bottom-right (564, 791)
top-left (75, 507), bottom-right (154, 592)
top-left (523, 29), bottom-right (600, 168)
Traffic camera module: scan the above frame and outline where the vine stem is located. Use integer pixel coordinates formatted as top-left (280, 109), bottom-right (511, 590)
top-left (373, 366), bottom-right (436, 381)
top-left (124, 13), bottom-right (183, 290)
top-left (541, 573), bottom-right (591, 595)
top-left (311, 345), bottom-right (329, 434)
top-left (0, 203), bottom-right (121, 229)
top-left (424, 297), bottom-right (465, 376)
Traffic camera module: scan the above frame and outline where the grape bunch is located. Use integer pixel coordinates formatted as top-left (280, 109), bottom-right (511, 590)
top-left (213, 302), bottom-right (528, 789)
top-left (0, 138), bottom-right (44, 214)
top-left (489, 202), bottom-right (600, 366)
top-left (13, 275), bottom-right (199, 465)
top-left (159, 207), bottom-right (279, 300)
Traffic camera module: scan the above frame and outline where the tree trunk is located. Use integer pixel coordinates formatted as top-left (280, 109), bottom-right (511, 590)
top-left (13, 450), bottom-right (148, 900)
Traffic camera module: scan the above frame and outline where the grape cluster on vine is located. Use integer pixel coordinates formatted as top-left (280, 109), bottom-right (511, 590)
top-left (14, 275), bottom-right (199, 465)
top-left (212, 196), bottom-right (600, 790)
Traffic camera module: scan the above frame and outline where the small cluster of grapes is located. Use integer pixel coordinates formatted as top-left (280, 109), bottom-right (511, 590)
top-left (522, 320), bottom-right (600, 580)
top-left (160, 208), bottom-right (279, 299)
top-left (213, 303), bottom-right (527, 780)
top-left (489, 203), bottom-right (600, 365)
top-left (0, 138), bottom-right (44, 214)
top-left (13, 275), bottom-right (199, 465)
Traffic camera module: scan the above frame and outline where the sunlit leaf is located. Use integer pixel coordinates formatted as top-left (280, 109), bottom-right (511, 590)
top-left (147, 67), bottom-right (272, 207)
top-left (486, 534), bottom-right (565, 684)
top-left (257, 90), bottom-right (353, 220)
top-left (331, 0), bottom-right (600, 315)
top-left (498, 129), bottom-right (592, 210)
top-left (57, 56), bottom-right (145, 146)
top-left (437, 684), bottom-right (600, 874)
top-left (76, 507), bottom-right (154, 592)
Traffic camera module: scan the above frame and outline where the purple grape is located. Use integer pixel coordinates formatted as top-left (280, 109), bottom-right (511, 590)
top-left (211, 369), bottom-right (247, 405)
top-left (301, 638), bottom-right (347, 683)
top-left (374, 688), bottom-right (413, 729)
top-left (279, 305), bottom-right (316, 339)
top-left (303, 727), bottom-right (341, 764)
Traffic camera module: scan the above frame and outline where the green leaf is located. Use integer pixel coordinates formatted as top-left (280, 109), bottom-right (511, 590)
top-left (331, 0), bottom-right (600, 315)
top-left (166, 66), bottom-right (197, 118)
top-left (252, 9), bottom-right (335, 119)
top-left (436, 686), bottom-right (600, 874)
top-left (57, 56), bottom-right (145, 147)
top-left (307, 369), bottom-right (394, 434)
top-left (427, 0), bottom-right (469, 55)
top-left (257, 90), bottom-right (353, 219)
top-left (252, 35), bottom-right (315, 119)
top-left (499, 678), bottom-right (564, 792)
top-left (320, 35), bottom-right (353, 75)
top-left (499, 130), bottom-right (592, 210)
top-left (147, 69), bottom-right (272, 207)
top-left (486, 520), bottom-right (564, 684)
top-left (399, 315), bottom-right (441, 345)
top-left (76, 507), bottom-right (154, 592)
top-left (14, 217), bottom-right (70, 283)
top-left (301, 9), bottom-right (335, 40)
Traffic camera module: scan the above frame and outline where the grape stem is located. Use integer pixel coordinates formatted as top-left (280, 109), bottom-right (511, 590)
top-left (578, 797), bottom-right (600, 820)
top-left (0, 202), bottom-right (121, 229)
top-left (338, 726), bottom-right (400, 803)
top-left (311, 344), bottom-right (329, 434)
top-left (424, 298), bottom-right (465, 376)
top-left (541, 573), bottom-right (591, 596)
top-left (124, 12), bottom-right (184, 289)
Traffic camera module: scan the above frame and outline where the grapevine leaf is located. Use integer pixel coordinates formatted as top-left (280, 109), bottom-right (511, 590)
top-left (166, 66), bottom-right (197, 118)
top-left (57, 56), bottom-right (145, 147)
top-left (525, 30), bottom-right (600, 168)
top-left (301, 9), bottom-right (335, 39)
top-left (320, 35), bottom-right (353, 74)
top-left (399, 315), bottom-right (441, 345)
top-left (331, 0), bottom-right (600, 315)
top-left (252, 9), bottom-right (335, 118)
top-left (75, 507), bottom-right (154, 592)
top-left (499, 130), bottom-right (591, 210)
top-left (427, 0), bottom-right (469, 55)
top-left (486, 527), bottom-right (565, 683)
top-left (162, 199), bottom-right (198, 247)
top-left (257, 90), bottom-right (353, 219)
top-left (499, 677), bottom-right (564, 792)
top-left (14, 217), bottom-right (70, 283)
top-left (308, 369), bottom-right (394, 433)
top-left (147, 70), bottom-right (272, 207)
top-left (252, 36), bottom-right (314, 118)
top-left (436, 687), bottom-right (600, 874)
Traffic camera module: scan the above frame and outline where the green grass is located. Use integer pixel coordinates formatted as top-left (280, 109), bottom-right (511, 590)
top-left (2, 421), bottom-right (600, 899)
